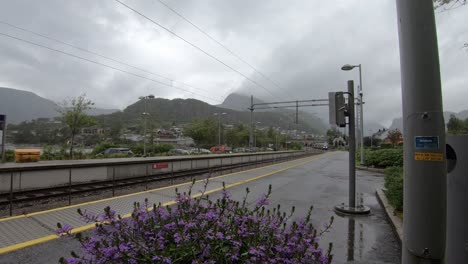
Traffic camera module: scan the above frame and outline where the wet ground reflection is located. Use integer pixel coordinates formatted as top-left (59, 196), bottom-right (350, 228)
top-left (347, 217), bottom-right (355, 261)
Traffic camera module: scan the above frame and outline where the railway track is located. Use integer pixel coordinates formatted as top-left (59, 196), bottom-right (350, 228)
top-left (0, 153), bottom-right (311, 212)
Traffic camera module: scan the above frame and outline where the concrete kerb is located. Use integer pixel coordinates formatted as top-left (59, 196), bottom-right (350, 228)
top-left (375, 189), bottom-right (403, 245)
top-left (356, 165), bottom-right (385, 173)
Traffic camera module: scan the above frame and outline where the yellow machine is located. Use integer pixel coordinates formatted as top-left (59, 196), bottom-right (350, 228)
top-left (14, 149), bottom-right (40, 162)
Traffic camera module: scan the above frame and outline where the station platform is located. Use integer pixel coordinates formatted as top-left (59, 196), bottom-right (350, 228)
top-left (0, 154), bottom-right (323, 255)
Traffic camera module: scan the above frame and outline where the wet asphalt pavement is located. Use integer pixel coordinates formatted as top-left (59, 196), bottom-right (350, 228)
top-left (228, 151), bottom-right (401, 263)
top-left (0, 151), bottom-right (400, 263)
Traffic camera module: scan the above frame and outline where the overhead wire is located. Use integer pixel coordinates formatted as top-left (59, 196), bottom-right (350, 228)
top-left (0, 31), bottom-right (225, 104)
top-left (114, 0), bottom-right (282, 101)
top-left (0, 20), bottom-right (223, 101)
top-left (155, 0), bottom-right (293, 100)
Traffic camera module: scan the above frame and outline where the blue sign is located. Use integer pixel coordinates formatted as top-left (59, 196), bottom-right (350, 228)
top-left (0, 115), bottom-right (5, 122)
top-left (415, 136), bottom-right (439, 149)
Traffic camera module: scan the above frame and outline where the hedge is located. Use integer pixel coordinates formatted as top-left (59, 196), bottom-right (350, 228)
top-left (384, 166), bottom-right (403, 211)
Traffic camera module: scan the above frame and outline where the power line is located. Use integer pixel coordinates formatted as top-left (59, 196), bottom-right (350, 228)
top-left (0, 31), bottom-right (224, 103)
top-left (114, 0), bottom-right (281, 101)
top-left (155, 0), bottom-right (293, 100)
top-left (0, 20), bottom-right (222, 100)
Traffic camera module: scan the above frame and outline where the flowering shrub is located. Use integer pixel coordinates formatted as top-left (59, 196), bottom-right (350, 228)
top-left (58, 179), bottom-right (333, 263)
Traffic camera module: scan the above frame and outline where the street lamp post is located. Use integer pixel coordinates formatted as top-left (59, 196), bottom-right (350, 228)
top-left (368, 129), bottom-right (373, 148)
top-left (254, 122), bottom-right (261, 148)
top-left (139, 95), bottom-right (155, 157)
top-left (341, 64), bottom-right (364, 165)
top-left (213, 112), bottom-right (226, 146)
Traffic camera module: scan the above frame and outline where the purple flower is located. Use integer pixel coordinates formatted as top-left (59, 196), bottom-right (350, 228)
top-left (119, 243), bottom-right (130, 253)
top-left (202, 211), bottom-right (216, 221)
top-left (59, 181), bottom-right (332, 264)
top-left (164, 222), bottom-right (176, 230)
top-left (215, 232), bottom-right (224, 239)
top-left (174, 233), bottom-right (182, 244)
top-left (256, 193), bottom-right (270, 207)
top-left (221, 189), bottom-right (231, 199)
top-left (56, 223), bottom-right (73, 236)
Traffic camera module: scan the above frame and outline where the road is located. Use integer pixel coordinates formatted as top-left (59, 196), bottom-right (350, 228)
top-left (0, 151), bottom-right (400, 263)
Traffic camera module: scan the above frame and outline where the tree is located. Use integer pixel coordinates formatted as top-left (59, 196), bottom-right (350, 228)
top-left (434, 0), bottom-right (466, 9)
top-left (59, 95), bottom-right (96, 159)
top-left (326, 128), bottom-right (344, 145)
top-left (386, 129), bottom-right (403, 147)
top-left (184, 118), bottom-right (217, 149)
top-left (447, 114), bottom-right (467, 134)
top-left (225, 123), bottom-right (250, 147)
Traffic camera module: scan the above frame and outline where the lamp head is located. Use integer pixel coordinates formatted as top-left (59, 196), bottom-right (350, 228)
top-left (341, 64), bottom-right (356, 71)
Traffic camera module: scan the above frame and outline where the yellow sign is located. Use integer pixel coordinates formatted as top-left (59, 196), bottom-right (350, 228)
top-left (414, 152), bottom-right (444, 161)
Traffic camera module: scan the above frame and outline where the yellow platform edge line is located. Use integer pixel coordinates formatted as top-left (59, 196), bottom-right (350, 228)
top-left (0, 153), bottom-right (327, 255)
top-left (0, 235), bottom-right (58, 255)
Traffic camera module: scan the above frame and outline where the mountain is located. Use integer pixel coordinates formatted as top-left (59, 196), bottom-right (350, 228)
top-left (0, 87), bottom-right (326, 133)
top-left (0, 87), bottom-right (59, 124)
top-left (389, 111), bottom-right (468, 131)
top-left (98, 97), bottom-right (328, 134)
top-left (218, 93), bottom-right (269, 111)
top-left (87, 108), bottom-right (120, 116)
top-left (0, 87), bottom-right (118, 124)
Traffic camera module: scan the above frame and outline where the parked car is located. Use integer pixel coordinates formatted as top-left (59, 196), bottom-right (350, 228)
top-left (210, 145), bottom-right (232, 154)
top-left (245, 147), bottom-right (259, 152)
top-left (99, 148), bottom-right (134, 156)
top-left (233, 147), bottom-right (246, 153)
top-left (168, 149), bottom-right (189, 155)
top-left (189, 148), bottom-right (211, 154)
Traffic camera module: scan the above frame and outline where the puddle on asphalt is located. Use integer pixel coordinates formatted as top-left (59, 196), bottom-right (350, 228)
top-left (317, 192), bottom-right (400, 263)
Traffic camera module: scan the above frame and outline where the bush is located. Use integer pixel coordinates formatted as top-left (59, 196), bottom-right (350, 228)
top-left (364, 148), bottom-right (403, 168)
top-left (289, 142), bottom-right (303, 150)
top-left (384, 167), bottom-right (403, 211)
top-left (91, 142), bottom-right (119, 156)
top-left (4, 149), bottom-right (15, 162)
top-left (153, 143), bottom-right (174, 154)
top-left (379, 142), bottom-right (393, 149)
top-left (58, 181), bottom-right (333, 264)
top-left (129, 143), bottom-right (174, 157)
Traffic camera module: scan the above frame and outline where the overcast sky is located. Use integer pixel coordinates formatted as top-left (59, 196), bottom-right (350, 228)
top-left (0, 0), bottom-right (466, 127)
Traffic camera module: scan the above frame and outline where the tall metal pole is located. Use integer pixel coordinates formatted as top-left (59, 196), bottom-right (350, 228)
top-left (1, 115), bottom-right (6, 163)
top-left (396, 1), bottom-right (446, 262)
top-left (218, 114), bottom-right (221, 146)
top-left (334, 81), bottom-right (369, 215)
top-left (249, 95), bottom-right (254, 149)
top-left (347, 80), bottom-right (356, 208)
top-left (358, 65), bottom-right (364, 165)
top-left (143, 97), bottom-right (147, 157)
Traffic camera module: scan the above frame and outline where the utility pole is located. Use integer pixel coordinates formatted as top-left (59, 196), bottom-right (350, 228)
top-left (214, 112), bottom-right (226, 146)
top-left (396, 1), bottom-right (447, 263)
top-left (249, 95), bottom-right (254, 149)
top-left (218, 114), bottom-right (221, 146)
top-left (347, 81), bottom-right (356, 209)
top-left (0, 115), bottom-right (6, 163)
top-left (358, 69), bottom-right (364, 165)
top-left (143, 98), bottom-right (148, 157)
top-left (140, 95), bottom-right (154, 157)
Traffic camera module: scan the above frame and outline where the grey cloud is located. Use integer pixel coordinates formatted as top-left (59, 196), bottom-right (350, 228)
top-left (0, 0), bottom-right (466, 129)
